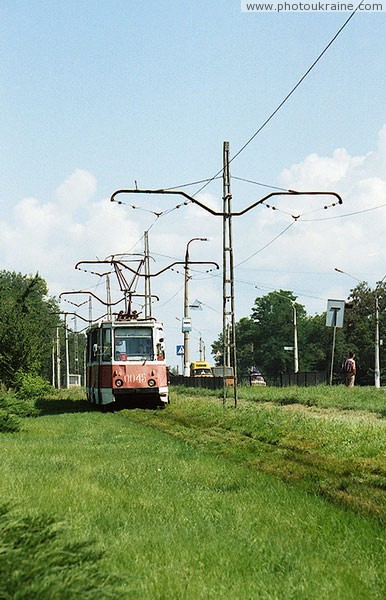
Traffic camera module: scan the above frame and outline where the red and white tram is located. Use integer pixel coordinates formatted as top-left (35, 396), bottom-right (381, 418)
top-left (86, 313), bottom-right (168, 409)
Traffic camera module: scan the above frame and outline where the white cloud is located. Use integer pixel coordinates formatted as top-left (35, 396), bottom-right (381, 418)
top-left (232, 124), bottom-right (386, 322)
top-left (54, 169), bottom-right (97, 213)
top-left (279, 148), bottom-right (360, 189)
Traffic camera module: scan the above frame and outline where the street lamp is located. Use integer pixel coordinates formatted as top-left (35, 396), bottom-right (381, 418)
top-left (335, 267), bottom-right (386, 388)
top-left (183, 238), bottom-right (208, 376)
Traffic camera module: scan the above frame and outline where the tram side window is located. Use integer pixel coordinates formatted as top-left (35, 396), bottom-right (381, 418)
top-left (102, 329), bottom-right (112, 361)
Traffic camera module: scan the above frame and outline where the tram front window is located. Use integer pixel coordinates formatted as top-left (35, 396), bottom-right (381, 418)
top-left (114, 327), bottom-right (153, 361)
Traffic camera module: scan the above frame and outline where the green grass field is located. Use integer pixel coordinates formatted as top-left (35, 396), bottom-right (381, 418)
top-left (1, 386), bottom-right (385, 598)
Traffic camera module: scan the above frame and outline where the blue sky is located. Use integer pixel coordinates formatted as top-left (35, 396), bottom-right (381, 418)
top-left (1, 1), bottom-right (385, 367)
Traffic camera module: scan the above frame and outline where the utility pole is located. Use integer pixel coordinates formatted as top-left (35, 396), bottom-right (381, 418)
top-left (64, 314), bottom-right (70, 389)
top-left (144, 231), bottom-right (152, 319)
top-left (54, 309), bottom-right (91, 387)
top-left (183, 237), bottom-right (208, 376)
top-left (374, 274), bottom-right (386, 388)
top-left (73, 314), bottom-right (79, 376)
top-left (106, 274), bottom-right (112, 319)
top-left (375, 293), bottom-right (381, 388)
top-left (56, 326), bottom-right (61, 389)
top-left (111, 152), bottom-right (342, 406)
top-left (293, 303), bottom-right (299, 374)
top-left (222, 142), bottom-right (238, 407)
top-left (199, 333), bottom-right (205, 361)
top-left (51, 338), bottom-right (56, 387)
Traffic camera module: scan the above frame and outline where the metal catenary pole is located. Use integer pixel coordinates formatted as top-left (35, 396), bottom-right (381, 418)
top-left (64, 313), bottom-right (70, 389)
top-left (374, 275), bottom-right (386, 388)
top-left (56, 326), bottom-right (61, 389)
top-left (184, 238), bottom-right (209, 377)
top-left (222, 142), bottom-right (238, 407)
top-left (51, 338), bottom-right (56, 387)
top-left (110, 151), bottom-right (342, 406)
top-left (183, 246), bottom-right (191, 377)
top-left (293, 303), bottom-right (299, 374)
top-left (144, 231), bottom-right (152, 319)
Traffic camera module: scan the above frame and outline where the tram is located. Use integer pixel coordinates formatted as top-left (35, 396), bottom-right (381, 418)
top-left (86, 312), bottom-right (168, 409)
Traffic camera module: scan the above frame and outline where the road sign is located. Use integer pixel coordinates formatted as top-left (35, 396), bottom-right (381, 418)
top-left (190, 299), bottom-right (203, 310)
top-left (326, 299), bottom-right (345, 328)
top-left (181, 318), bottom-right (192, 332)
top-left (176, 345), bottom-right (184, 356)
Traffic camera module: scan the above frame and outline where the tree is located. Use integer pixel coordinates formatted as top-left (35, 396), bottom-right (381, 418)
top-left (0, 271), bottom-right (60, 387)
top-left (250, 290), bottom-right (307, 377)
top-left (212, 318), bottom-right (258, 379)
top-left (210, 284), bottom-right (386, 385)
top-left (343, 281), bottom-right (386, 383)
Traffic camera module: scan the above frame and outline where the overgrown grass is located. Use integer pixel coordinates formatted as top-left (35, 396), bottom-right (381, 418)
top-left (131, 387), bottom-right (386, 523)
top-left (1, 387), bottom-right (385, 598)
top-left (0, 390), bottom-right (40, 432)
top-left (174, 383), bottom-right (386, 415)
top-left (239, 384), bottom-right (386, 416)
top-left (0, 504), bottom-right (123, 599)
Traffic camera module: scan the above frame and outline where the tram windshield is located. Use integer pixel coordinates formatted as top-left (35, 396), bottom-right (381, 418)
top-left (114, 327), bottom-right (153, 360)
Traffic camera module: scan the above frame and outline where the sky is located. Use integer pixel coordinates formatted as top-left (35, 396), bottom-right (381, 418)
top-left (1, 1), bottom-right (385, 369)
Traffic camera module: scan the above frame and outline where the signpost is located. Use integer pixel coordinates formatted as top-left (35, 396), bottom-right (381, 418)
top-left (176, 344), bottom-right (184, 374)
top-left (326, 299), bottom-right (345, 385)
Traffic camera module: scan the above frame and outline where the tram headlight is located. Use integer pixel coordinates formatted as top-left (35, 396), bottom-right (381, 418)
top-left (148, 379), bottom-right (156, 387)
top-left (115, 379), bottom-right (123, 387)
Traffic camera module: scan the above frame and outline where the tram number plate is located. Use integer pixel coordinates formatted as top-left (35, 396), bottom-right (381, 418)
top-left (127, 373), bottom-right (147, 384)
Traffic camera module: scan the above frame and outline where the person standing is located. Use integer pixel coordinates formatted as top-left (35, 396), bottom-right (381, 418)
top-left (343, 352), bottom-right (356, 387)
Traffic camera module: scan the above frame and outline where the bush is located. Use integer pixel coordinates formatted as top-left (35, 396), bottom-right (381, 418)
top-left (0, 390), bottom-right (40, 419)
top-left (0, 504), bottom-right (124, 599)
top-left (0, 409), bottom-right (20, 433)
top-left (15, 371), bottom-right (53, 402)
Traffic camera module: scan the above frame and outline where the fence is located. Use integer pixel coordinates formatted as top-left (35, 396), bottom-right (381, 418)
top-left (169, 375), bottom-right (224, 390)
top-left (169, 371), bottom-right (327, 389)
top-left (273, 371), bottom-right (327, 387)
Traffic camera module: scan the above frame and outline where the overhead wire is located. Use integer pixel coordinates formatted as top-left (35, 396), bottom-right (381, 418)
top-left (110, 7), bottom-right (363, 221)
top-left (191, 3), bottom-right (364, 197)
top-left (112, 12), bottom-right (357, 233)
top-left (163, 177), bottom-right (222, 190)
top-left (235, 222), bottom-right (296, 268)
top-left (231, 176), bottom-right (288, 192)
top-left (300, 202), bottom-right (386, 221)
top-left (107, 6), bottom-right (365, 317)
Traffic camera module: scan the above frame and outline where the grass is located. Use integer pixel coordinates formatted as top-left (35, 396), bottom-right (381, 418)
top-left (133, 386), bottom-right (386, 523)
top-left (174, 383), bottom-right (386, 415)
top-left (0, 386), bottom-right (385, 598)
top-left (0, 504), bottom-right (122, 599)
top-left (239, 384), bottom-right (386, 416)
